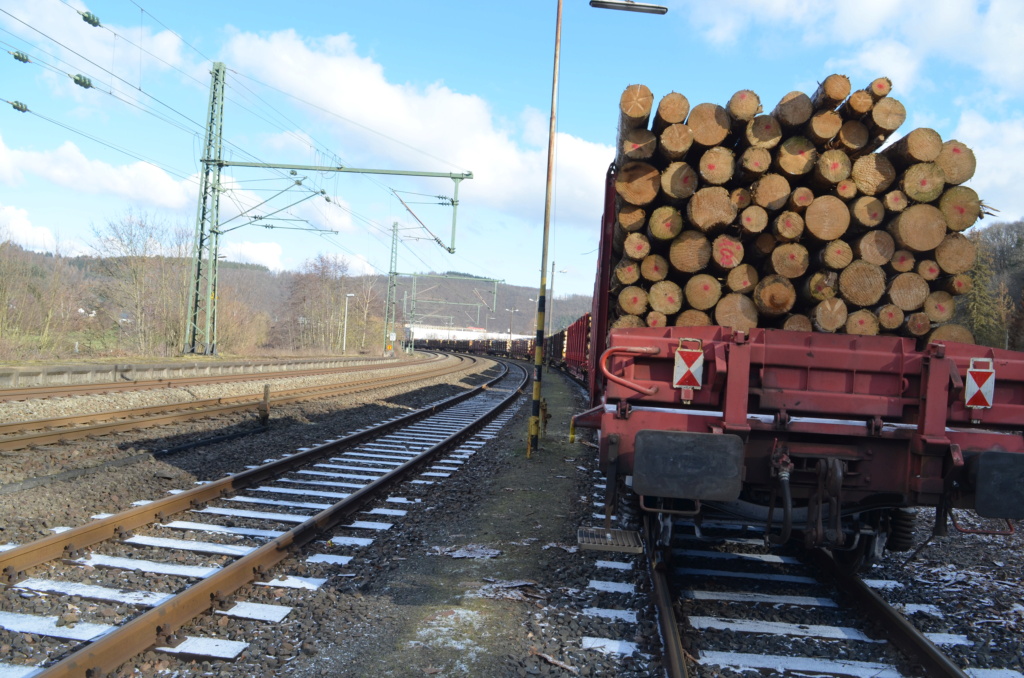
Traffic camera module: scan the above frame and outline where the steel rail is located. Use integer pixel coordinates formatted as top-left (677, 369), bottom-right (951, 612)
top-left (813, 550), bottom-right (969, 678)
top-left (35, 361), bottom-right (526, 677)
top-left (646, 520), bottom-right (688, 678)
top-left (0, 356), bottom-right (474, 451)
top-left (0, 355), bottom-right (430, 402)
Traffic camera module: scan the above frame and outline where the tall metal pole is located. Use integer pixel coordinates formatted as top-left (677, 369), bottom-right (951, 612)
top-left (384, 222), bottom-right (399, 355)
top-left (528, 0), bottom-right (562, 457)
top-left (183, 62), bottom-right (225, 354)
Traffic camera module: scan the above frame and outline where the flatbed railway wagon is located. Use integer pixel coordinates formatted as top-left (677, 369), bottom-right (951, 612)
top-left (573, 166), bottom-right (1024, 568)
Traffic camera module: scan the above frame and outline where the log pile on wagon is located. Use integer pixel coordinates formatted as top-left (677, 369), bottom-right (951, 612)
top-left (609, 76), bottom-right (985, 343)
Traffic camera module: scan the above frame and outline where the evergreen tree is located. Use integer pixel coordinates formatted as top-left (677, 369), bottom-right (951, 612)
top-left (965, 234), bottom-right (1006, 348)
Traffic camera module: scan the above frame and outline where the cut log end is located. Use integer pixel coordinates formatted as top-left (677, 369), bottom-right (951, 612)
top-left (714, 293), bottom-right (758, 331)
top-left (676, 309), bottom-right (712, 327)
top-left (754, 274), bottom-right (797, 317)
top-left (617, 285), bottom-right (649, 316)
top-left (936, 140), bottom-right (976, 185)
top-left (726, 263), bottom-right (759, 294)
top-left (812, 298), bottom-right (848, 333)
top-left (727, 89), bottom-right (761, 123)
top-left (616, 161), bottom-right (661, 206)
top-left (839, 260), bottom-right (886, 307)
top-left (684, 273), bottom-right (723, 311)
top-left (687, 102), bottom-right (732, 148)
top-left (772, 91), bottom-right (813, 128)
top-left (649, 280), bottom-right (684, 315)
top-left (660, 161), bottom-right (699, 202)
top-left (669, 230), bottom-right (712, 273)
top-left (654, 91), bottom-right (690, 132)
top-left (687, 186), bottom-right (738, 232)
top-left (927, 324), bottom-right (974, 345)
top-left (846, 309), bottom-right (880, 336)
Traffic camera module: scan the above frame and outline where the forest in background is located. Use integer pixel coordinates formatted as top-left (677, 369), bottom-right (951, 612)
top-left (0, 213), bottom-right (592, 361)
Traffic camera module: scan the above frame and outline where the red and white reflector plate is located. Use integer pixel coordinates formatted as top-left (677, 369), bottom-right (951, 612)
top-left (673, 345), bottom-right (704, 390)
top-left (965, 357), bottom-right (995, 409)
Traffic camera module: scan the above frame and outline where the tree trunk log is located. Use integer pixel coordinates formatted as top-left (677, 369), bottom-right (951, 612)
top-left (669, 231), bottom-right (711, 273)
top-left (727, 89), bottom-right (761, 125)
top-left (640, 253), bottom-right (669, 282)
top-left (944, 274), bottom-right (972, 296)
top-left (739, 205), bottom-right (769, 235)
top-left (616, 161), bottom-right (660, 206)
top-left (738, 147), bottom-right (772, 182)
top-left (617, 128), bottom-right (656, 164)
top-left (660, 161), bottom-right (698, 202)
top-left (805, 109), bottom-right (843, 145)
top-left (676, 309), bottom-right (712, 326)
top-left (611, 314), bottom-right (645, 329)
top-left (731, 187), bottom-right (752, 210)
top-left (774, 136), bottom-right (818, 179)
top-left (617, 203), bottom-right (646, 232)
top-left (851, 154), bottom-right (896, 195)
top-left (811, 74), bottom-right (851, 110)
top-left (853, 230), bottom-right (895, 266)
top-left (804, 195), bottom-right (851, 241)
top-left (813, 149), bottom-right (852, 187)
top-left (839, 260), bottom-right (886, 307)
top-left (900, 162), bottom-right (945, 203)
top-left (687, 102), bottom-right (732, 149)
top-left (649, 280), bottom-right (684, 315)
top-left (754, 274), bottom-right (797, 317)
top-left (924, 290), bottom-right (955, 323)
top-left (884, 127), bottom-right (942, 167)
top-left (939, 186), bottom-right (982, 232)
top-left (927, 324), bottom-right (974, 344)
top-left (613, 257), bottom-right (641, 287)
top-left (741, 115), bottom-right (783, 149)
top-left (646, 311), bottom-right (668, 328)
top-left (812, 298), bottom-right (848, 333)
top-left (617, 285), bottom-right (648, 316)
top-left (802, 269), bottom-right (840, 303)
top-left (865, 97), bottom-right (906, 137)
top-left (711, 233), bottom-right (745, 270)
top-left (714, 294), bottom-right (758, 331)
top-left (772, 211), bottom-right (805, 242)
top-left (622, 232), bottom-right (651, 261)
top-left (684, 273), bottom-right (723, 310)
top-left (887, 249), bottom-right (915, 274)
top-left (751, 173), bottom-right (791, 212)
top-left (687, 187), bottom-right (737, 232)
top-left (849, 195), bottom-right (886, 229)
top-left (886, 272), bottom-right (930, 311)
top-left (936, 140), bottom-right (976, 185)
top-left (840, 90), bottom-right (874, 119)
top-left (698, 146), bottom-right (736, 185)
top-left (867, 77), bottom-right (893, 100)
top-left (833, 120), bottom-right (869, 153)
top-left (916, 259), bottom-right (941, 281)
top-left (619, 84), bottom-right (654, 133)
top-left (782, 314), bottom-right (813, 332)
top-left (772, 91), bottom-right (813, 129)
top-left (653, 91), bottom-right (690, 133)
top-left (888, 204), bottom-right (947, 253)
top-left (788, 186), bottom-right (815, 213)
top-left (657, 123), bottom-right (694, 162)
top-left (883, 190), bottom-right (909, 213)
top-left (875, 303), bottom-right (905, 331)
top-left (934, 233), bottom-right (977, 275)
top-left (726, 263), bottom-right (759, 294)
top-left (902, 311), bottom-right (931, 337)
top-left (647, 205), bottom-right (684, 243)
top-left (751, 233), bottom-right (777, 259)
top-left (814, 240), bottom-right (853, 270)
top-left (767, 242), bottom-right (810, 278)
top-left (846, 309), bottom-right (880, 335)
top-left (834, 179), bottom-right (858, 200)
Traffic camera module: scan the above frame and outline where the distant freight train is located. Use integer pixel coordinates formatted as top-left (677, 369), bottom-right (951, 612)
top-left (416, 165), bottom-right (1024, 572)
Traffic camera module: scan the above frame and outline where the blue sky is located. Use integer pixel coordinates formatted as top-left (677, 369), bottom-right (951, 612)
top-left (1, 0), bottom-right (1023, 299)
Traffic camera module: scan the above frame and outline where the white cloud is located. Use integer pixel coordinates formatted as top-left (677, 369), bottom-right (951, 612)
top-left (0, 204), bottom-right (57, 251)
top-left (220, 240), bottom-right (284, 270)
top-left (828, 39), bottom-right (923, 93)
top-left (951, 111), bottom-right (1024, 222)
top-left (220, 30), bottom-right (612, 228)
top-left (0, 134), bottom-right (195, 209)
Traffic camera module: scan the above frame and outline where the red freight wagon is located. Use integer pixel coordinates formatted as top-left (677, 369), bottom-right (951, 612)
top-left (574, 166), bottom-right (1024, 568)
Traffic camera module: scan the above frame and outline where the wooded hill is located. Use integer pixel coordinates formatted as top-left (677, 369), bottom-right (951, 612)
top-left (0, 231), bottom-right (591, 360)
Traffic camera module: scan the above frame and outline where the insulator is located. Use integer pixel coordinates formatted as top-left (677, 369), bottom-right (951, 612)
top-left (81, 11), bottom-right (101, 27)
top-left (12, 51), bottom-right (30, 64)
top-left (12, 101), bottom-right (28, 113)
top-left (72, 74), bottom-right (93, 89)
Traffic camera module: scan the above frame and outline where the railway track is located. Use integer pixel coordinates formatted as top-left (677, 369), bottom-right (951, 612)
top-left (0, 359), bottom-right (527, 677)
top-left (0, 357), bottom-right (412, 403)
top-left (664, 519), bottom-right (1014, 678)
top-left (0, 353), bottom-right (463, 451)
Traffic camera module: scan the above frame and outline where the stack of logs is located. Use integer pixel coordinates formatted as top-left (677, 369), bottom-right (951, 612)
top-left (610, 75), bottom-right (982, 343)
